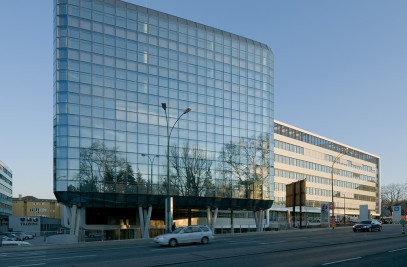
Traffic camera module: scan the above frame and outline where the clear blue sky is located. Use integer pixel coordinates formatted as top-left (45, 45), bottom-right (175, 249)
top-left (0, 0), bottom-right (406, 199)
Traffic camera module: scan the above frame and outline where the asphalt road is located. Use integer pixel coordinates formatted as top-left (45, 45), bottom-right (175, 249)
top-left (1, 224), bottom-right (406, 267)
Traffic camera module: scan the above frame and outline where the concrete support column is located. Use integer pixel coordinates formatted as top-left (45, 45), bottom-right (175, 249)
top-left (68, 205), bottom-right (81, 241)
top-left (206, 207), bottom-right (218, 233)
top-left (206, 207), bottom-right (212, 226)
top-left (69, 205), bottom-right (77, 235)
top-left (74, 206), bottom-right (81, 237)
top-left (254, 210), bottom-right (264, 232)
top-left (139, 206), bottom-right (152, 239)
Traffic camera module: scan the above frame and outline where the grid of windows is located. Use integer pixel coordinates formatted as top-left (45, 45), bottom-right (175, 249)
top-left (274, 169), bottom-right (376, 193)
top-left (274, 140), bottom-right (303, 154)
top-left (0, 160), bottom-right (12, 216)
top-left (274, 182), bottom-right (375, 202)
top-left (275, 139), bottom-right (376, 174)
top-left (54, 0), bottom-right (274, 202)
top-left (274, 154), bottom-right (376, 183)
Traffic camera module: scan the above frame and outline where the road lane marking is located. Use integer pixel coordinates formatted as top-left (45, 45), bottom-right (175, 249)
top-left (322, 257), bottom-right (362, 265)
top-left (389, 248), bottom-right (407, 253)
top-left (9, 264), bottom-right (46, 267)
top-left (20, 255), bottom-right (46, 260)
top-left (24, 254), bottom-right (97, 262)
top-left (150, 246), bottom-right (197, 252)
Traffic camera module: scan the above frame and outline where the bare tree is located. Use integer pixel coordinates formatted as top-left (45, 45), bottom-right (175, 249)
top-left (381, 183), bottom-right (407, 216)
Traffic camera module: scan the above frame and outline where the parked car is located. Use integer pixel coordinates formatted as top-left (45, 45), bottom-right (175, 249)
top-left (154, 225), bottom-right (214, 247)
top-left (353, 219), bottom-right (382, 232)
top-left (1, 235), bottom-right (17, 241)
top-left (1, 241), bottom-right (32, 247)
top-left (0, 233), bottom-right (23, 241)
top-left (86, 231), bottom-right (102, 238)
top-left (11, 232), bottom-right (34, 240)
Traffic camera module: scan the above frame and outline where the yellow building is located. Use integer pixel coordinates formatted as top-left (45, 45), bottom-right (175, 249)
top-left (12, 196), bottom-right (61, 219)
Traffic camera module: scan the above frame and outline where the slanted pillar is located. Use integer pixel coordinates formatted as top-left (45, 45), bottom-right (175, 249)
top-left (206, 207), bottom-right (211, 226)
top-left (206, 207), bottom-right (218, 233)
top-left (69, 205), bottom-right (77, 235)
top-left (75, 206), bottom-right (81, 237)
top-left (254, 210), bottom-right (264, 232)
top-left (68, 205), bottom-right (81, 240)
top-left (139, 206), bottom-right (152, 239)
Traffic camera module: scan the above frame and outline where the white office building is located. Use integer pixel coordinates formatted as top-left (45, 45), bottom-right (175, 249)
top-left (271, 120), bottom-right (380, 225)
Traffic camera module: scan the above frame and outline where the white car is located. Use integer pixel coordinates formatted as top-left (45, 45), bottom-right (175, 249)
top-left (154, 225), bottom-right (214, 247)
top-left (11, 232), bottom-right (34, 240)
top-left (1, 241), bottom-right (32, 247)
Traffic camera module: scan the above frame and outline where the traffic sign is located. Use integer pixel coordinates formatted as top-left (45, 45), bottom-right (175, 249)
top-left (329, 202), bottom-right (335, 210)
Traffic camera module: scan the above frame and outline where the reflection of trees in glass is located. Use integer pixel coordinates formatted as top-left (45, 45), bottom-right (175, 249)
top-left (74, 141), bottom-right (146, 193)
top-left (71, 135), bottom-right (271, 200)
top-left (164, 143), bottom-right (213, 197)
top-left (218, 134), bottom-right (271, 199)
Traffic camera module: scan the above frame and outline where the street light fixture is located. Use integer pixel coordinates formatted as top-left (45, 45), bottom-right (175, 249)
top-left (161, 102), bottom-right (191, 233)
top-left (141, 154), bottom-right (159, 193)
top-left (331, 148), bottom-right (349, 229)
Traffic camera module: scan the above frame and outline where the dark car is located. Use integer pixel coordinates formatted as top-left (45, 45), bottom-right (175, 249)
top-left (0, 233), bottom-right (22, 241)
top-left (353, 219), bottom-right (382, 232)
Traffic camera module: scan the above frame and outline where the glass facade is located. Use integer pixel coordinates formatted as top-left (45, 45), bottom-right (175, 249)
top-left (53, 0), bottom-right (274, 210)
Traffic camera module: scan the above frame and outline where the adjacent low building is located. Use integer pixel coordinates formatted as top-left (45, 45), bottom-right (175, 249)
top-left (8, 216), bottom-right (62, 236)
top-left (10, 196), bottom-right (62, 236)
top-left (13, 196), bottom-right (62, 219)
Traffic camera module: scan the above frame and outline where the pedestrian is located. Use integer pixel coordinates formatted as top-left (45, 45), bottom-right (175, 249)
top-left (172, 222), bottom-right (176, 231)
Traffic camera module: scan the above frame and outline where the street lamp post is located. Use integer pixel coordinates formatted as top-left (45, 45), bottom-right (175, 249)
top-left (331, 148), bottom-right (349, 229)
top-left (161, 103), bottom-right (191, 233)
top-left (141, 154), bottom-right (159, 193)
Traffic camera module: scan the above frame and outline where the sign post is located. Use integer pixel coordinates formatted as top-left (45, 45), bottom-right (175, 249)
top-left (393, 206), bottom-right (402, 223)
top-left (329, 202), bottom-right (335, 229)
top-left (330, 216), bottom-right (336, 229)
top-left (400, 219), bottom-right (406, 234)
top-left (286, 180), bottom-right (306, 229)
top-left (321, 203), bottom-right (329, 227)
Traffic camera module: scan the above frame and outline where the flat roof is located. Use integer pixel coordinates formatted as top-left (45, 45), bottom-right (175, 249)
top-left (275, 120), bottom-right (380, 160)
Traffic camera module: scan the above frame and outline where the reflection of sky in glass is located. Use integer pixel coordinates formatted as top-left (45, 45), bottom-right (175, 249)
top-left (54, 0), bottom-right (274, 201)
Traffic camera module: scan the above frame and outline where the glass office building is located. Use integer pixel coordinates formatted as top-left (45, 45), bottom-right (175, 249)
top-left (53, 0), bottom-right (274, 221)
